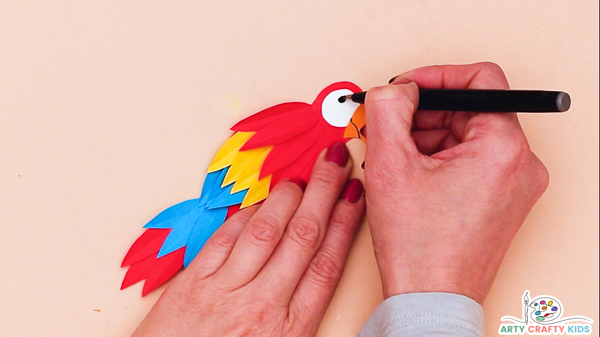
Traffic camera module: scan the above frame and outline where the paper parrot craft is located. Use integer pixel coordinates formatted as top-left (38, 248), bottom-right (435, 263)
top-left (121, 82), bottom-right (367, 296)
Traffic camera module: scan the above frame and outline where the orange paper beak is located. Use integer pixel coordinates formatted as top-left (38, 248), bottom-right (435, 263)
top-left (344, 105), bottom-right (366, 142)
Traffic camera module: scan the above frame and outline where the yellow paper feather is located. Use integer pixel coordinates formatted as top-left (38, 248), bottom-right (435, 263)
top-left (207, 132), bottom-right (254, 173)
top-left (207, 131), bottom-right (273, 208)
top-left (222, 147), bottom-right (271, 187)
top-left (241, 175), bottom-right (271, 208)
top-left (231, 149), bottom-right (272, 193)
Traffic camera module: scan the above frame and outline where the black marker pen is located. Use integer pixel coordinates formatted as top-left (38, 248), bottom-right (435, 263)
top-left (339, 89), bottom-right (570, 113)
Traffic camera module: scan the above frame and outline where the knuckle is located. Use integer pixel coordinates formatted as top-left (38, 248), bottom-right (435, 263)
top-left (402, 94), bottom-right (417, 113)
top-left (328, 212), bottom-right (358, 238)
top-left (310, 169), bottom-right (341, 191)
top-left (364, 85), bottom-right (388, 101)
top-left (476, 62), bottom-right (509, 88)
top-left (231, 303), bottom-right (282, 336)
top-left (211, 231), bottom-right (238, 250)
top-left (490, 139), bottom-right (530, 169)
top-left (532, 158), bottom-right (550, 194)
top-left (288, 214), bottom-right (322, 249)
top-left (247, 215), bottom-right (281, 245)
top-left (165, 277), bottom-right (213, 309)
top-left (307, 249), bottom-right (343, 286)
top-left (478, 61), bottom-right (504, 75)
top-left (276, 183), bottom-right (302, 201)
top-left (369, 84), bottom-right (416, 104)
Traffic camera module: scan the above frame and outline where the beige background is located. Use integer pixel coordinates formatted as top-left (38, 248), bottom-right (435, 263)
top-left (1, 1), bottom-right (598, 336)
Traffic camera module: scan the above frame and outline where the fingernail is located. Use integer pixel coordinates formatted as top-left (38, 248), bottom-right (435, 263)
top-left (389, 76), bottom-right (412, 85)
top-left (325, 141), bottom-right (349, 167)
top-left (341, 179), bottom-right (364, 203)
top-left (288, 177), bottom-right (306, 191)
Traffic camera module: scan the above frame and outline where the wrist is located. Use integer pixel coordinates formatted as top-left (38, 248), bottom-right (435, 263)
top-left (375, 253), bottom-right (490, 305)
top-left (383, 277), bottom-right (486, 305)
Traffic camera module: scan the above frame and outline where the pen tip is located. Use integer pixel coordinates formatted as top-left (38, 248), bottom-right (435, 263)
top-left (338, 95), bottom-right (348, 103)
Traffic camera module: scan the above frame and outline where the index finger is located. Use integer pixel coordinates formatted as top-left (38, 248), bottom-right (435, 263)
top-left (390, 62), bottom-right (510, 90)
top-left (394, 63), bottom-right (511, 132)
top-left (392, 63), bottom-right (523, 143)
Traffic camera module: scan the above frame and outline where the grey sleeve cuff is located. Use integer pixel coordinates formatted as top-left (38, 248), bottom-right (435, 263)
top-left (357, 292), bottom-right (485, 337)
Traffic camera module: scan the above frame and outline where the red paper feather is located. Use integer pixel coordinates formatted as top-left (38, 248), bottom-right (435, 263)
top-left (122, 229), bottom-right (171, 267)
top-left (121, 254), bottom-right (156, 290)
top-left (141, 248), bottom-right (185, 296)
top-left (258, 123), bottom-right (323, 179)
top-left (240, 114), bottom-right (318, 151)
top-left (271, 137), bottom-right (326, 187)
top-left (226, 204), bottom-right (241, 218)
top-left (231, 102), bottom-right (310, 131)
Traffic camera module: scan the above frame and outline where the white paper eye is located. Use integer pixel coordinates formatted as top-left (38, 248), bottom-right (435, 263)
top-left (321, 89), bottom-right (360, 127)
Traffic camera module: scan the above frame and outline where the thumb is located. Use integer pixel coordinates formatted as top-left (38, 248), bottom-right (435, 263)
top-left (365, 82), bottom-right (420, 157)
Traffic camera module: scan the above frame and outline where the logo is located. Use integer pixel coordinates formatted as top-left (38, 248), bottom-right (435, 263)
top-left (499, 291), bottom-right (593, 335)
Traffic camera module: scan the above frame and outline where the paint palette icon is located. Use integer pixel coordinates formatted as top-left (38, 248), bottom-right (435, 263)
top-left (501, 290), bottom-right (593, 327)
top-left (529, 296), bottom-right (562, 322)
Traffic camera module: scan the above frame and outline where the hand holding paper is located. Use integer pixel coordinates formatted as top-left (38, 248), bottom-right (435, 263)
top-left (132, 144), bottom-right (365, 336)
top-left (121, 82), bottom-right (366, 296)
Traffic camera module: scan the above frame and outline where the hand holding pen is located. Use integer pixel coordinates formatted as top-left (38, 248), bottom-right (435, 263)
top-left (364, 62), bottom-right (550, 303)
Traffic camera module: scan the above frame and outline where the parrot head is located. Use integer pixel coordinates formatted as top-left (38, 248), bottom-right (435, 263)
top-left (311, 82), bottom-right (367, 143)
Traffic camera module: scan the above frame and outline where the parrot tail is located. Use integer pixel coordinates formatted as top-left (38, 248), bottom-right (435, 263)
top-left (121, 228), bottom-right (185, 296)
top-left (121, 167), bottom-right (252, 296)
top-left (121, 167), bottom-right (249, 296)
top-left (120, 203), bottom-right (242, 296)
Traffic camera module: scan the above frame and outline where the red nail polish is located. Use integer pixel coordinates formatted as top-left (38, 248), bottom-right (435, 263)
top-left (325, 142), bottom-right (349, 167)
top-left (288, 177), bottom-right (306, 191)
top-left (389, 77), bottom-right (412, 85)
top-left (341, 179), bottom-right (364, 203)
